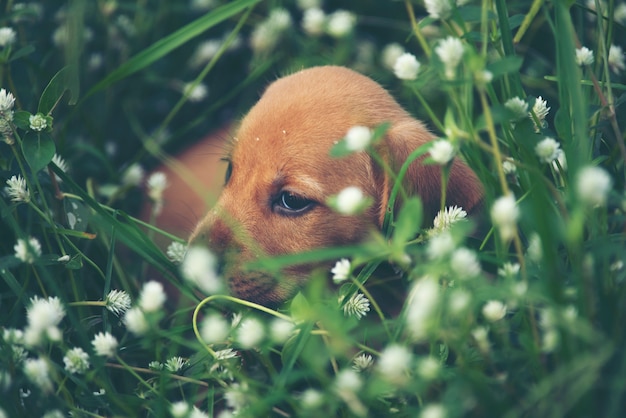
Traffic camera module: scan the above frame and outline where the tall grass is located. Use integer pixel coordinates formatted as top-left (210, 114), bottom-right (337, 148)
top-left (1, 0), bottom-right (625, 417)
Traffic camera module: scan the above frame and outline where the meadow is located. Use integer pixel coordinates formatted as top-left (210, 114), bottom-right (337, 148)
top-left (1, 0), bottom-right (625, 417)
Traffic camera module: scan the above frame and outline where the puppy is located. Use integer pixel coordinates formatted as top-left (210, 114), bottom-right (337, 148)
top-left (186, 66), bottom-right (483, 307)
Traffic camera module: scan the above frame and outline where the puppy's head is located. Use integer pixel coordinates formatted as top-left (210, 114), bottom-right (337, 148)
top-left (190, 66), bottom-right (482, 306)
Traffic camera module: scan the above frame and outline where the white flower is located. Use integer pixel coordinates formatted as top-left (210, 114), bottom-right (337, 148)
top-left (29, 113), bottom-right (47, 131)
top-left (424, 0), bottom-right (454, 19)
top-left (335, 369), bottom-right (362, 393)
top-left (393, 52), bottom-right (421, 80)
top-left (123, 307), bottom-right (149, 335)
top-left (432, 205), bottom-right (466, 233)
top-left (608, 44), bottom-right (625, 74)
top-left (189, 39), bottom-right (221, 68)
top-left (472, 326), bottom-right (490, 352)
top-left (342, 293), bottom-right (370, 319)
top-left (575, 46), bottom-right (594, 66)
top-left (435, 36), bottom-right (464, 79)
top-left (183, 82), bottom-right (209, 102)
top-left (529, 96), bottom-right (550, 131)
top-left (498, 262), bottom-right (520, 278)
top-left (302, 8), bottom-right (325, 36)
top-left (331, 258), bottom-right (351, 283)
top-left (166, 241), bottom-right (187, 264)
top-left (300, 388), bottom-right (324, 408)
top-left (576, 165), bottom-right (612, 207)
top-left (377, 344), bottom-right (412, 384)
top-left (503, 158), bottom-right (517, 175)
top-left (421, 403), bottom-right (446, 418)
top-left (490, 194), bottom-right (519, 241)
top-left (344, 125), bottom-right (371, 151)
top-left (171, 401), bottom-right (190, 418)
top-left (236, 317), bottom-right (265, 349)
top-left (475, 70), bottom-right (493, 86)
top-left (214, 348), bottom-right (238, 361)
top-left (527, 233), bottom-right (543, 262)
top-left (352, 353), bottom-right (374, 372)
top-left (200, 314), bottom-right (230, 344)
top-left (42, 410), bottom-right (64, 418)
top-left (105, 289), bottom-right (131, 316)
top-left (24, 295), bottom-right (65, 346)
top-left (147, 171), bottom-right (168, 202)
top-left (418, 357), bottom-right (441, 380)
top-left (190, 406), bottom-right (211, 418)
top-left (335, 186), bottom-right (366, 215)
top-left (448, 288), bottom-right (471, 314)
top-left (427, 231), bottom-right (455, 259)
top-left (51, 154), bottom-right (68, 182)
top-left (270, 318), bottom-right (295, 343)
top-left (505, 97), bottom-right (529, 121)
top-left (405, 277), bottom-right (440, 341)
top-left (138, 280), bottom-right (166, 313)
top-left (23, 357), bottom-right (53, 393)
top-left (14, 236), bottom-right (42, 264)
top-left (6, 175), bottom-right (30, 203)
top-left (535, 137), bottom-right (561, 164)
top-left (0, 88), bottom-right (16, 113)
top-left (0, 27), bottom-right (16, 47)
top-left (381, 43), bottom-right (405, 70)
top-left (164, 356), bottom-right (188, 372)
top-left (63, 347), bottom-right (90, 374)
top-left (121, 163), bottom-right (144, 186)
top-left (181, 246), bottom-right (222, 294)
top-left (326, 10), bottom-right (355, 38)
top-left (268, 8), bottom-right (292, 31)
top-left (428, 139), bottom-right (456, 164)
top-left (92, 332), bottom-right (118, 357)
top-left (250, 8), bottom-right (291, 53)
top-left (482, 300), bottom-right (507, 322)
top-left (450, 247), bottom-right (481, 279)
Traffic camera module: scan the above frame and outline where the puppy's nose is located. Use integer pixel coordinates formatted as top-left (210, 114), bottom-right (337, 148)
top-left (206, 217), bottom-right (235, 257)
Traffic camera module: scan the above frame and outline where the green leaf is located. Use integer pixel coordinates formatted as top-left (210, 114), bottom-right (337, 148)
top-left (21, 131), bottom-right (55, 173)
top-left (487, 56), bottom-right (523, 79)
top-left (38, 67), bottom-right (72, 115)
top-left (392, 197), bottom-right (423, 246)
top-left (13, 110), bottom-right (31, 130)
top-left (84, 0), bottom-right (261, 99)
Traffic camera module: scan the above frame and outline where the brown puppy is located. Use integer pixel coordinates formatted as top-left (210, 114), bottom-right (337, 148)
top-left (188, 66), bottom-right (483, 307)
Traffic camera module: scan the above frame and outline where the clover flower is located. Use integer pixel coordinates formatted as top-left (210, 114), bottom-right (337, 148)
top-left (429, 139), bottom-right (456, 164)
top-left (189, 39), bottom-right (221, 68)
top-left (377, 344), bottom-right (412, 384)
top-left (420, 403), bottom-right (446, 418)
top-left (24, 295), bottom-right (65, 346)
top-left (92, 332), bottom-right (118, 357)
top-left (344, 125), bottom-right (371, 151)
top-left (417, 357), bottom-right (441, 380)
top-left (334, 186), bottom-right (366, 215)
top-left (171, 402), bottom-right (190, 418)
top-left (427, 231), bottom-right (455, 259)
top-left (576, 165), bottom-right (612, 207)
top-left (535, 137), bottom-right (561, 164)
top-left (424, 0), bottom-right (454, 19)
top-left (505, 97), bottom-right (529, 121)
top-left (435, 36), bottom-right (464, 79)
top-left (105, 289), bottom-right (131, 316)
top-left (0, 27), bottom-right (16, 47)
top-left (342, 292), bottom-right (370, 319)
top-left (147, 171), bottom-right (168, 203)
top-left (6, 175), bottom-right (30, 203)
top-left (124, 307), bottom-right (149, 335)
top-left (250, 8), bottom-right (292, 53)
top-left (300, 389), bottom-right (324, 408)
top-left (326, 10), bottom-right (355, 38)
top-left (335, 369), bottom-right (363, 393)
top-left (394, 52), bottom-right (421, 80)
top-left (502, 158), bottom-right (517, 175)
top-left (575, 46), bottom-right (594, 66)
top-left (121, 163), bottom-right (145, 186)
top-left (432, 205), bottom-right (467, 233)
top-left (200, 314), bottom-right (229, 344)
top-left (450, 247), bottom-right (481, 279)
top-left (482, 300), bottom-right (507, 322)
top-left (23, 357), bottom-right (53, 393)
top-left (182, 82), bottom-right (209, 102)
top-left (490, 194), bottom-right (519, 242)
top-left (0, 88), bottom-right (15, 114)
top-left (236, 318), bottom-right (265, 349)
top-left (352, 353), bottom-right (374, 372)
top-left (331, 258), bottom-right (351, 283)
top-left (381, 43), bottom-right (405, 70)
top-left (529, 96), bottom-right (550, 132)
top-left (164, 356), bottom-right (188, 373)
top-left (472, 326), bottom-right (490, 353)
top-left (608, 44), bottom-right (625, 74)
top-left (166, 241), bottom-right (187, 264)
top-left (302, 8), bottom-right (325, 36)
top-left (498, 262), bottom-right (520, 278)
top-left (448, 288), bottom-right (471, 314)
top-left (29, 113), bottom-right (47, 131)
top-left (270, 318), bottom-right (295, 343)
top-left (527, 233), bottom-right (543, 262)
top-left (138, 280), bottom-right (166, 313)
top-left (181, 246), bottom-right (222, 294)
top-left (406, 277), bottom-right (440, 341)
top-left (63, 347), bottom-right (90, 374)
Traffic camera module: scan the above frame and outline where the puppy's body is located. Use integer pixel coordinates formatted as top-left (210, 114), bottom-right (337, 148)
top-left (186, 66), bottom-right (483, 306)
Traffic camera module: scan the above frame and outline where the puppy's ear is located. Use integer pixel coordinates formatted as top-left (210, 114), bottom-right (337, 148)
top-left (375, 119), bottom-right (483, 227)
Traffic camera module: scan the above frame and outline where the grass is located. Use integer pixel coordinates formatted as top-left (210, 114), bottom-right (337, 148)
top-left (1, 0), bottom-right (625, 417)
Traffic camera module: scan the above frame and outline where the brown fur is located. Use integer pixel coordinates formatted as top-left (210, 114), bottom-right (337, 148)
top-left (182, 66), bottom-right (483, 306)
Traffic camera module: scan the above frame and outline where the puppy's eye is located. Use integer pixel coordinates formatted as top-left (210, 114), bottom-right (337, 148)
top-left (223, 160), bottom-right (233, 185)
top-left (275, 191), bottom-right (315, 215)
